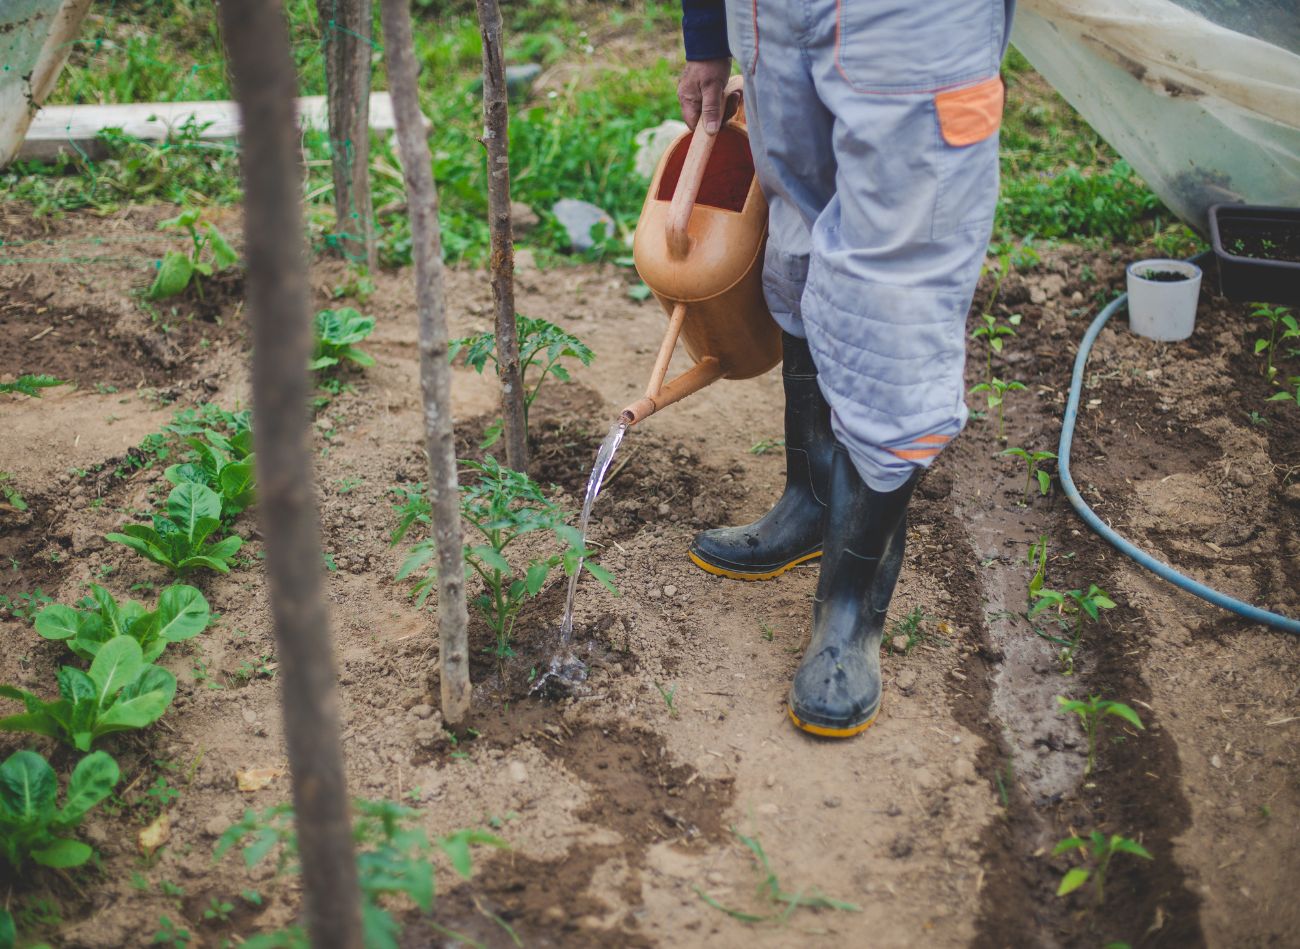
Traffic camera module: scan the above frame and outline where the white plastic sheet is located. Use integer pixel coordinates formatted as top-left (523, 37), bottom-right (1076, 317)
top-left (0, 0), bottom-right (92, 168)
top-left (1013, 0), bottom-right (1300, 230)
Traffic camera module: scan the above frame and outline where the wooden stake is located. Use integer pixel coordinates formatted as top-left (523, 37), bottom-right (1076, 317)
top-left (316, 0), bottom-right (377, 271)
top-left (475, 0), bottom-right (528, 473)
top-left (380, 0), bottom-right (472, 724)
top-left (216, 3), bottom-right (362, 946)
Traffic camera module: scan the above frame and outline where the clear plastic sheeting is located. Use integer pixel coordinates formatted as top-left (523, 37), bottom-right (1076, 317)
top-left (1012, 0), bottom-right (1300, 231)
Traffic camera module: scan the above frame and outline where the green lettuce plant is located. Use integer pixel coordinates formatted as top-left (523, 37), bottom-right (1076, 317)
top-left (107, 483), bottom-right (243, 574)
top-left (165, 428), bottom-right (256, 521)
top-left (0, 637), bottom-right (175, 751)
top-left (148, 207), bottom-right (239, 300)
top-left (0, 749), bottom-right (119, 871)
top-left (311, 307), bottom-right (376, 371)
top-left (35, 582), bottom-right (210, 663)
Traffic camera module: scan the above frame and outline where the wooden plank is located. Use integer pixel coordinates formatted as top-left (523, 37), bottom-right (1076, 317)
top-left (16, 92), bottom-right (411, 162)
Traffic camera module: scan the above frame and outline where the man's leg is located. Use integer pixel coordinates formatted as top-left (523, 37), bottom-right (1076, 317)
top-left (688, 0), bottom-right (840, 580)
top-left (787, 0), bottom-right (1011, 735)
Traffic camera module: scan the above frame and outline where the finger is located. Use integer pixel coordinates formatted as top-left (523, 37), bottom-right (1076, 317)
top-left (700, 82), bottom-right (723, 135)
top-left (678, 86), bottom-right (702, 130)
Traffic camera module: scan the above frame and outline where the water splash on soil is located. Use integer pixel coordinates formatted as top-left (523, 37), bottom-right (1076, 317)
top-left (534, 417), bottom-right (628, 694)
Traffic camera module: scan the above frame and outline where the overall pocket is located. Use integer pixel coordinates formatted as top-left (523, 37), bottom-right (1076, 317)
top-left (836, 0), bottom-right (999, 93)
top-left (931, 76), bottom-right (1004, 239)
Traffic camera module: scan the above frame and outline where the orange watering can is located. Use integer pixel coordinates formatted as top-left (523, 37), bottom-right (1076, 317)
top-left (621, 77), bottom-right (782, 425)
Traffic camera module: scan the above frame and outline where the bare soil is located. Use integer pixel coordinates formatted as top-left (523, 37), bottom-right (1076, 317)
top-left (1, 206), bottom-right (1298, 949)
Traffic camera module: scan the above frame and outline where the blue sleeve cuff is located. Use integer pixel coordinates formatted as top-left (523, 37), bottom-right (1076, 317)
top-left (682, 0), bottom-right (731, 61)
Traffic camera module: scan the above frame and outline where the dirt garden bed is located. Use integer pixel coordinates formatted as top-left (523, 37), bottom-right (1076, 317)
top-left (1, 205), bottom-right (1297, 948)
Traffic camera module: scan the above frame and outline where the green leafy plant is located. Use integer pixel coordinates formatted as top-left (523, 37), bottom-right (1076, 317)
top-left (35, 582), bottom-right (210, 663)
top-left (451, 315), bottom-right (594, 445)
top-left (0, 749), bottom-right (119, 871)
top-left (311, 307), bottom-right (377, 372)
top-left (398, 457), bottom-right (615, 657)
top-left (0, 636), bottom-right (176, 751)
top-left (654, 681), bottom-right (678, 717)
top-left (1054, 830), bottom-right (1152, 905)
top-left (107, 483), bottom-right (243, 574)
top-left (970, 250), bottom-right (1022, 383)
top-left (695, 827), bottom-right (860, 923)
top-left (148, 207), bottom-right (238, 300)
top-left (164, 428), bottom-right (256, 521)
top-left (215, 798), bottom-right (508, 949)
top-left (0, 588), bottom-right (54, 625)
top-left (887, 606), bottom-right (935, 656)
top-left (969, 377), bottom-right (1026, 440)
top-left (0, 374), bottom-right (69, 398)
top-left (1056, 695), bottom-right (1144, 775)
top-left (0, 472), bottom-right (27, 512)
top-left (1267, 375), bottom-right (1300, 408)
top-left (1030, 584), bottom-right (1116, 674)
top-left (1027, 534), bottom-right (1049, 606)
top-left (1002, 446), bottom-right (1056, 501)
top-left (1252, 304), bottom-right (1297, 383)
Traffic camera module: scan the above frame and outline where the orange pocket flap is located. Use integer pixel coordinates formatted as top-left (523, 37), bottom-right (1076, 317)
top-left (935, 76), bottom-right (1005, 147)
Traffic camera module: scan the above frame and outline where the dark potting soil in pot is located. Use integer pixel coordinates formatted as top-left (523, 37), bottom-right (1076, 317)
top-left (1140, 269), bottom-right (1192, 282)
top-left (1221, 225), bottom-right (1300, 264)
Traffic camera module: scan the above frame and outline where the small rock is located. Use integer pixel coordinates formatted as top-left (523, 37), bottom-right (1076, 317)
top-left (633, 119), bottom-right (689, 179)
top-left (706, 870), bottom-right (726, 886)
top-left (949, 757), bottom-right (977, 785)
top-left (1282, 484), bottom-right (1300, 508)
top-left (895, 669), bottom-right (918, 695)
top-left (663, 584), bottom-right (677, 598)
top-left (824, 795), bottom-right (842, 809)
top-left (765, 774), bottom-right (776, 788)
top-left (552, 199), bottom-right (614, 252)
top-left (508, 760), bottom-right (528, 783)
top-left (649, 587), bottom-right (662, 600)
top-left (1224, 803), bottom-right (1246, 820)
top-left (204, 814), bottom-right (231, 838)
top-left (242, 708), bottom-right (257, 724)
top-left (756, 802), bottom-right (780, 817)
top-left (543, 906), bottom-right (566, 924)
top-left (1070, 290), bottom-right (1084, 304)
top-left (1210, 754), bottom-right (1223, 769)
top-left (890, 634), bottom-right (909, 654)
top-left (510, 201), bottom-right (540, 234)
top-left (505, 63), bottom-right (542, 101)
top-left (657, 502), bottom-right (672, 516)
top-left (411, 703), bottom-right (434, 720)
top-left (576, 915), bottom-right (604, 931)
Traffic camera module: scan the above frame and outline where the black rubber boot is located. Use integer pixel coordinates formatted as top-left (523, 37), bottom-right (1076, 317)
top-left (689, 332), bottom-right (834, 580)
top-left (788, 447), bottom-right (917, 737)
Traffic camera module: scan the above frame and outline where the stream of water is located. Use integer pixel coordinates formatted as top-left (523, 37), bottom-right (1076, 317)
top-left (535, 417), bottom-right (629, 692)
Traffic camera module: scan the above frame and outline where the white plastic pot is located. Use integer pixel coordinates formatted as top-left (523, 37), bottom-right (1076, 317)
top-left (1126, 258), bottom-right (1202, 341)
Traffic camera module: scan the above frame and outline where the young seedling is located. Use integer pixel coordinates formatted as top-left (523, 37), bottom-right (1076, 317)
top-left (35, 582), bottom-right (210, 663)
top-left (1053, 830), bottom-right (1152, 905)
top-left (0, 637), bottom-right (176, 751)
top-left (1267, 375), bottom-right (1300, 408)
top-left (397, 457), bottom-right (615, 657)
top-left (215, 798), bottom-right (508, 947)
top-left (451, 315), bottom-right (594, 446)
top-left (0, 374), bottom-right (69, 398)
top-left (107, 483), bottom-right (243, 575)
top-left (164, 428), bottom-right (255, 522)
top-left (0, 472), bottom-right (27, 512)
top-left (654, 681), bottom-right (678, 717)
top-left (1002, 446), bottom-right (1056, 501)
top-left (1056, 694), bottom-right (1144, 775)
top-left (310, 307), bottom-right (377, 372)
top-left (1030, 584), bottom-right (1116, 674)
top-left (887, 606), bottom-right (932, 655)
top-left (969, 377), bottom-right (1026, 440)
top-left (1252, 304), bottom-right (1297, 383)
top-left (148, 207), bottom-right (239, 300)
top-left (695, 827), bottom-right (861, 923)
top-left (1027, 534), bottom-right (1049, 606)
top-left (0, 749), bottom-right (119, 871)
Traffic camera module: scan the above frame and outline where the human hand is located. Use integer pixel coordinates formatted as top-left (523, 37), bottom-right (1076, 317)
top-left (677, 58), bottom-right (731, 134)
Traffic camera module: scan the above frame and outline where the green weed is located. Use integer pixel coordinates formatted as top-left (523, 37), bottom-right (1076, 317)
top-left (0, 374), bottom-right (69, 398)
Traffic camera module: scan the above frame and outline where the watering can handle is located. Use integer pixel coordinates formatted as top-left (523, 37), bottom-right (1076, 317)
top-left (666, 78), bottom-right (744, 260)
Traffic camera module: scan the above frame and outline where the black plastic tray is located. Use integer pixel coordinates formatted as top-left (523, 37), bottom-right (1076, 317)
top-left (1208, 204), bottom-right (1300, 306)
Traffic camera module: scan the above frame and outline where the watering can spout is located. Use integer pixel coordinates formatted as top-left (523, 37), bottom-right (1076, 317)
top-left (624, 76), bottom-right (781, 426)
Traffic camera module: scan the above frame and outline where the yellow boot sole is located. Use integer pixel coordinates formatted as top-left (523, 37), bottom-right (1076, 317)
top-left (787, 703), bottom-right (880, 738)
top-left (687, 548), bottom-right (821, 582)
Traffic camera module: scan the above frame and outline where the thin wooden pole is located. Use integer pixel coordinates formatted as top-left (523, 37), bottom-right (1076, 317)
top-left (379, 0), bottom-right (472, 724)
top-left (216, 3), bottom-right (362, 946)
top-left (316, 0), bottom-right (377, 271)
top-left (475, 0), bottom-right (528, 473)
